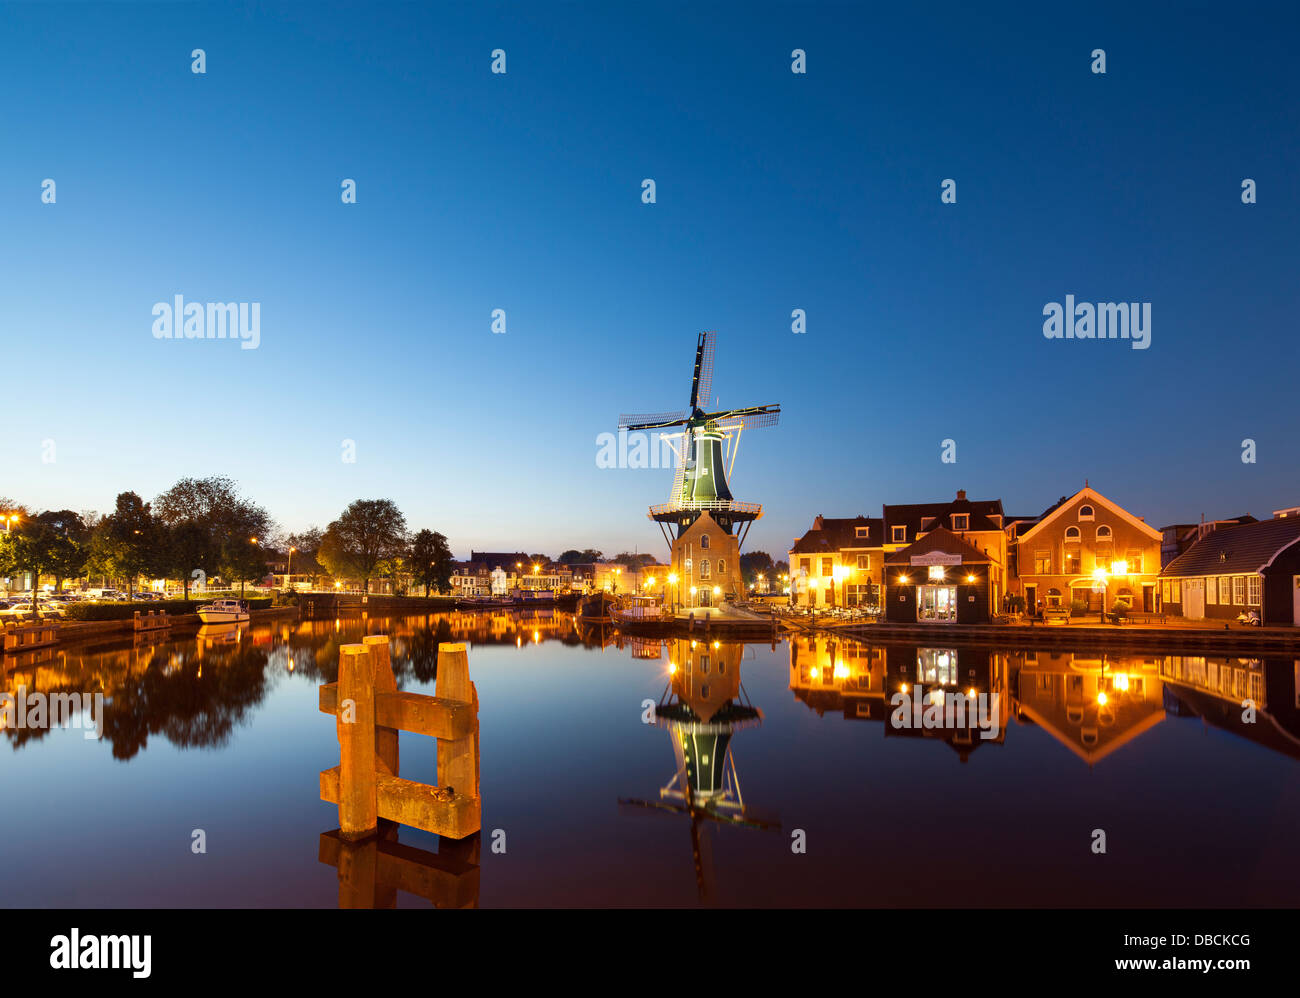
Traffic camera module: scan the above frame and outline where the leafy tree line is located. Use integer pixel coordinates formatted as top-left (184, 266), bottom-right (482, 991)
top-left (0, 483), bottom-right (456, 598)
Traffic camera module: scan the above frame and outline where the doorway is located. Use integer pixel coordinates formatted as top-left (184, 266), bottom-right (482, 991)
top-left (917, 585), bottom-right (957, 622)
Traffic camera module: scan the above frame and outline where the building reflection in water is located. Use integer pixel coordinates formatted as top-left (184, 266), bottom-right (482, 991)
top-left (785, 634), bottom-right (1300, 766)
top-left (621, 637), bottom-right (779, 901)
top-left (1012, 650), bottom-right (1164, 764)
top-left (789, 637), bottom-right (1007, 759)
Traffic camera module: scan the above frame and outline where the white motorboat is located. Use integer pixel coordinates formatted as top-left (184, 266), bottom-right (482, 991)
top-left (196, 598), bottom-right (250, 624)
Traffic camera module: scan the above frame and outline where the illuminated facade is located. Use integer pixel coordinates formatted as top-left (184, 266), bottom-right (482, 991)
top-left (670, 512), bottom-right (742, 609)
top-left (787, 515), bottom-right (883, 609)
top-left (1012, 486), bottom-right (1162, 614)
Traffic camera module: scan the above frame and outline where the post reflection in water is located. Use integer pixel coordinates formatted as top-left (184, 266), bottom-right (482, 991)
top-left (4, 608), bottom-right (1300, 906)
top-left (620, 637), bottom-right (780, 902)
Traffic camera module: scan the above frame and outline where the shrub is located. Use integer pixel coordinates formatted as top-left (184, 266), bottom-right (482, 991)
top-left (1070, 599), bottom-right (1089, 617)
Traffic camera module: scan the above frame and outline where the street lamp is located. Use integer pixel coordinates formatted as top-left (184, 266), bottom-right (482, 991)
top-left (1092, 566), bottom-right (1109, 622)
top-left (833, 564), bottom-right (851, 608)
top-left (668, 572), bottom-right (678, 612)
top-left (287, 546), bottom-right (296, 588)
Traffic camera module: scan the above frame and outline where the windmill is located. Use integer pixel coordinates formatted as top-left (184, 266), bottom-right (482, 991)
top-left (619, 331), bottom-right (780, 551)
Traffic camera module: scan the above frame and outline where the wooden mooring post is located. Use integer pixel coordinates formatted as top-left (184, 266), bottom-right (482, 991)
top-left (132, 609), bottom-right (171, 632)
top-left (319, 638), bottom-right (480, 842)
top-left (2, 621), bottom-right (59, 653)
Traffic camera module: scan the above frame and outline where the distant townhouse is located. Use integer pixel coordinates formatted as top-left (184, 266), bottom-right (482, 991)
top-left (1013, 486), bottom-right (1162, 614)
top-left (450, 561), bottom-right (491, 596)
top-left (1001, 514), bottom-right (1040, 584)
top-left (787, 514), bottom-right (884, 609)
top-left (1160, 513), bottom-right (1300, 626)
top-left (883, 491), bottom-right (1008, 610)
top-left (1159, 516), bottom-right (1257, 569)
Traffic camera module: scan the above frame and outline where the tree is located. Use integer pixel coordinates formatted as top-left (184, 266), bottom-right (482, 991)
top-left (409, 529), bottom-right (454, 595)
top-left (318, 499), bottom-right (408, 593)
top-left (154, 477), bottom-right (271, 596)
top-left (611, 552), bottom-right (658, 569)
top-left (284, 527), bottom-right (325, 588)
top-left (557, 549), bottom-right (603, 564)
top-left (1, 512), bottom-right (88, 606)
top-left (87, 493), bottom-right (160, 599)
top-left (739, 551), bottom-right (776, 585)
top-left (164, 521), bottom-right (216, 600)
top-left (219, 504), bottom-right (273, 597)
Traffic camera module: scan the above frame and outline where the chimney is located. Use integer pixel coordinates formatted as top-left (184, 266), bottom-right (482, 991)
top-left (956, 489), bottom-right (967, 501)
top-left (813, 515), bottom-right (824, 529)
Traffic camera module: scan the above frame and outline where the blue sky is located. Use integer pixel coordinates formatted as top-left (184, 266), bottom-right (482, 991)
top-left (1, 1), bottom-right (1296, 558)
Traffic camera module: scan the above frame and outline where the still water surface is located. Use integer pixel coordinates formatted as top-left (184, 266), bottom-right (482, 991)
top-left (3, 610), bottom-right (1298, 907)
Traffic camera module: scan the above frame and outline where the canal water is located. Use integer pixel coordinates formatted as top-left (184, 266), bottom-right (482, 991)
top-left (3, 610), bottom-right (1298, 907)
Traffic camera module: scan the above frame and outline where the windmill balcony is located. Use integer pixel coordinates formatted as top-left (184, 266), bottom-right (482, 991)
top-left (648, 499), bottom-right (762, 518)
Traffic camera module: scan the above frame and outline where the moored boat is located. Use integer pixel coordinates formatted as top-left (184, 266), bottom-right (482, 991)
top-left (196, 598), bottom-right (250, 624)
top-left (577, 590), bottom-right (619, 621)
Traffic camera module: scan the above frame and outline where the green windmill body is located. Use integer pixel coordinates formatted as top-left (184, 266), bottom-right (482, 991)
top-left (619, 332), bottom-right (780, 545)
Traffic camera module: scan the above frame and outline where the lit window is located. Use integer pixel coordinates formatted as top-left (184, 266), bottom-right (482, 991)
top-left (1247, 575), bottom-right (1261, 606)
top-left (1233, 577), bottom-right (1245, 604)
top-left (700, 535), bottom-right (710, 549)
top-left (892, 526), bottom-right (907, 543)
top-left (952, 514), bottom-right (969, 531)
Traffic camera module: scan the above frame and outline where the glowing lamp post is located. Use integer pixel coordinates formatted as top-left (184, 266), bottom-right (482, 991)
top-left (833, 564), bottom-right (851, 608)
top-left (1092, 566), bottom-right (1109, 623)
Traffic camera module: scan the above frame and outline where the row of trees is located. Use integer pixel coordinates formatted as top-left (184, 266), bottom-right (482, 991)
top-left (0, 480), bottom-right (273, 602)
top-left (0, 483), bottom-right (456, 599)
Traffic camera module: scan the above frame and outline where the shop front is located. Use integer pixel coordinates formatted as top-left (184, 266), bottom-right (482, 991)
top-left (883, 528), bottom-right (995, 625)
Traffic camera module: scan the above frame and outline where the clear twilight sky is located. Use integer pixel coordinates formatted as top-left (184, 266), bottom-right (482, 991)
top-left (0, 2), bottom-right (1296, 559)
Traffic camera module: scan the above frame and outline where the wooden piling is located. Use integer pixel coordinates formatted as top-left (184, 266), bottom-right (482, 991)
top-left (337, 644), bottom-right (377, 841)
top-left (435, 643), bottom-right (478, 798)
top-left (363, 634), bottom-right (400, 778)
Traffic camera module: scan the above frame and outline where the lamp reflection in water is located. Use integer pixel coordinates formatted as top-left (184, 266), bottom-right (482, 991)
top-left (619, 638), bottom-right (779, 901)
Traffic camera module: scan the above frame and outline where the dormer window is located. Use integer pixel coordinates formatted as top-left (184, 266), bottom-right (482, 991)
top-left (951, 514), bottom-right (969, 531)
top-left (892, 526), bottom-right (907, 543)
top-left (1078, 505), bottom-right (1095, 521)
top-left (855, 527), bottom-right (869, 538)
top-left (1064, 526), bottom-right (1081, 541)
